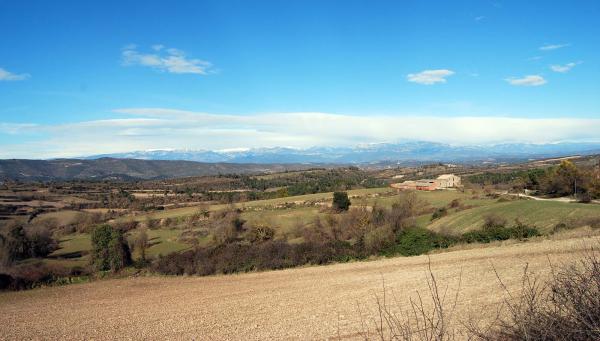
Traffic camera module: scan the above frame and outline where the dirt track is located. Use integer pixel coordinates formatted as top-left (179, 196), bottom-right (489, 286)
top-left (0, 236), bottom-right (596, 340)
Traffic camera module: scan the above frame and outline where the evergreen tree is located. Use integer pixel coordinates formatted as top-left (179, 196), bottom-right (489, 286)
top-left (332, 191), bottom-right (351, 211)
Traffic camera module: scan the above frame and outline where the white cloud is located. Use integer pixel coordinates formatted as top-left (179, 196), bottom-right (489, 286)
top-left (505, 75), bottom-right (547, 86)
top-left (407, 69), bottom-right (455, 85)
top-left (0, 68), bottom-right (30, 81)
top-left (121, 45), bottom-right (214, 75)
top-left (3, 109), bottom-right (600, 158)
top-left (474, 16), bottom-right (485, 21)
top-left (539, 43), bottom-right (570, 51)
top-left (550, 61), bottom-right (581, 73)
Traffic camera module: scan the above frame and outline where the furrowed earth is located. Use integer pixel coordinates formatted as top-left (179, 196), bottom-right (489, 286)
top-left (0, 235), bottom-right (595, 340)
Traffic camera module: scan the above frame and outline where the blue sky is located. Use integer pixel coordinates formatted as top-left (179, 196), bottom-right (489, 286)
top-left (1, 0), bottom-right (599, 158)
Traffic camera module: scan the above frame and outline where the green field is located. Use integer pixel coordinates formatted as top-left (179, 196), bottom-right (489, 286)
top-left (43, 188), bottom-right (600, 269)
top-left (427, 199), bottom-right (600, 233)
top-left (130, 187), bottom-right (396, 222)
top-left (46, 228), bottom-right (193, 267)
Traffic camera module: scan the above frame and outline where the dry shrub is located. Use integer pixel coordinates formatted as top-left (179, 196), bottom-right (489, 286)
top-left (116, 218), bottom-right (139, 232)
top-left (364, 225), bottom-right (395, 254)
top-left (567, 216), bottom-right (600, 230)
top-left (353, 245), bottom-right (600, 341)
top-left (210, 209), bottom-right (245, 245)
top-left (282, 220), bottom-right (305, 240)
top-left (304, 215), bottom-right (344, 244)
top-left (449, 199), bottom-right (461, 209)
top-left (339, 207), bottom-right (372, 240)
top-left (0, 262), bottom-right (81, 291)
top-left (245, 225), bottom-right (275, 243)
top-left (473, 247), bottom-right (600, 340)
top-left (387, 192), bottom-right (423, 232)
top-left (354, 260), bottom-right (462, 340)
top-left (483, 214), bottom-right (507, 229)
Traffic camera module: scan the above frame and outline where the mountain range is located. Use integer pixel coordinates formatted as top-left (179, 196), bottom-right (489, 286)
top-left (3, 141), bottom-right (600, 181)
top-left (85, 141), bottom-right (600, 164)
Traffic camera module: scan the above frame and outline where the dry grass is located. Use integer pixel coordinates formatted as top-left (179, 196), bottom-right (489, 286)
top-left (0, 236), bottom-right (596, 340)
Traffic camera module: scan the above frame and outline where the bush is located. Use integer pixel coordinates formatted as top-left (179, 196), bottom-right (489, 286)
top-left (483, 214), bottom-right (507, 229)
top-left (152, 239), bottom-right (363, 276)
top-left (245, 225), bottom-right (275, 243)
top-left (0, 223), bottom-right (57, 266)
top-left (431, 207), bottom-right (448, 220)
top-left (385, 227), bottom-right (456, 257)
top-left (90, 225), bottom-right (132, 272)
top-left (208, 209), bottom-right (245, 244)
top-left (332, 191), bottom-right (351, 211)
top-left (0, 262), bottom-right (81, 291)
top-left (462, 221), bottom-right (539, 244)
top-left (364, 225), bottom-right (395, 253)
top-left (25, 225), bottom-right (58, 258)
top-left (449, 199), bottom-right (461, 208)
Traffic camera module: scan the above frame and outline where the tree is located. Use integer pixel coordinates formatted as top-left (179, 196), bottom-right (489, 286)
top-left (332, 191), bottom-right (351, 211)
top-left (91, 225), bottom-right (131, 272)
top-left (134, 229), bottom-right (149, 263)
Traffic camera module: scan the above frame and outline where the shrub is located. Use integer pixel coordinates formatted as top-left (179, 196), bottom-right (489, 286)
top-left (431, 207), bottom-right (448, 220)
top-left (483, 214), bottom-right (507, 229)
top-left (578, 192), bottom-right (592, 203)
top-left (449, 198), bottom-right (461, 208)
top-left (332, 191), bottom-right (351, 211)
top-left (209, 209), bottom-right (245, 243)
top-left (0, 223), bottom-right (57, 266)
top-left (353, 246), bottom-right (600, 340)
top-left (385, 227), bottom-right (455, 257)
top-left (245, 225), bottom-right (275, 243)
top-left (364, 225), bottom-right (395, 254)
top-left (0, 262), bottom-right (80, 291)
top-left (387, 192), bottom-right (421, 232)
top-left (462, 221), bottom-right (539, 244)
top-left (152, 239), bottom-right (363, 276)
top-left (478, 248), bottom-right (600, 340)
top-left (462, 226), bottom-right (512, 243)
top-left (118, 219), bottom-right (139, 232)
top-left (25, 225), bottom-right (58, 258)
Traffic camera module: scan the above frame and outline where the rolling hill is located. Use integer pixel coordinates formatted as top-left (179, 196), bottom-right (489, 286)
top-left (0, 158), bottom-right (320, 181)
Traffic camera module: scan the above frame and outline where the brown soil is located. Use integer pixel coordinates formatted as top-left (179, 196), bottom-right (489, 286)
top-left (0, 236), bottom-right (596, 340)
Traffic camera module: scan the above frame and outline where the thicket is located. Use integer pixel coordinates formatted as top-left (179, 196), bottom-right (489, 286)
top-left (468, 160), bottom-right (600, 200)
top-left (0, 222), bottom-right (57, 266)
top-left (90, 224), bottom-right (132, 272)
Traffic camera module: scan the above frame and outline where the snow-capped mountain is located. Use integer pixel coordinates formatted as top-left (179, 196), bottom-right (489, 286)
top-left (83, 141), bottom-right (600, 164)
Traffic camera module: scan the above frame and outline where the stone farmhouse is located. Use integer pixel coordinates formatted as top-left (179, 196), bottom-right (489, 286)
top-left (391, 174), bottom-right (461, 191)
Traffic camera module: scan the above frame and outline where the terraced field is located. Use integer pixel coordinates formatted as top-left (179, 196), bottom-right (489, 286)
top-left (428, 200), bottom-right (600, 233)
top-left (129, 187), bottom-right (396, 222)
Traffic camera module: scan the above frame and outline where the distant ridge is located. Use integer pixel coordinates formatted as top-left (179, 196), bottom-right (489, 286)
top-left (0, 158), bottom-right (321, 181)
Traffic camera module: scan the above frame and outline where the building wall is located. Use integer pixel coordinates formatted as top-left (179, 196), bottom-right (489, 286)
top-left (437, 175), bottom-right (461, 188)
